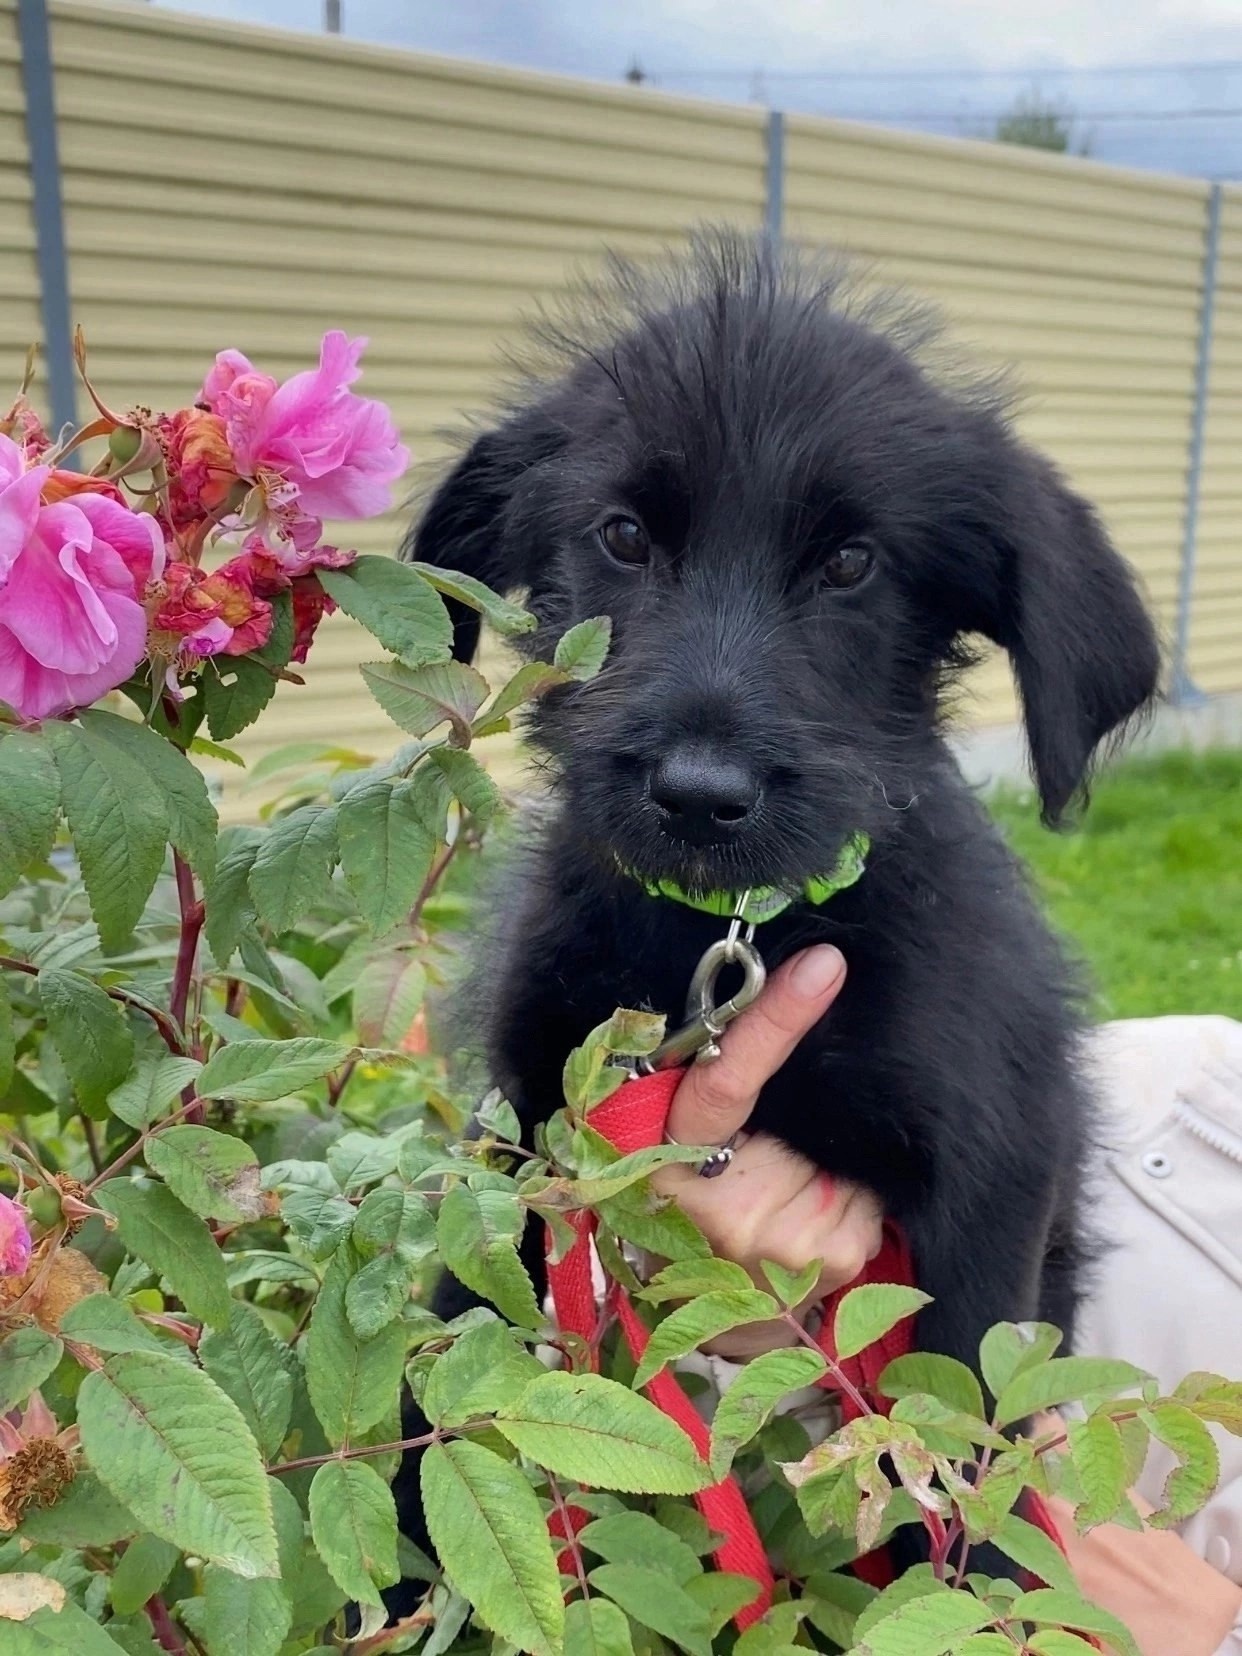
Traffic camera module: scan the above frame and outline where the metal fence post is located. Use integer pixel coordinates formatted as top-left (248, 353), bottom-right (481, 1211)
top-left (16, 0), bottom-right (77, 438)
top-left (1170, 181), bottom-right (1223, 706)
top-left (764, 110), bottom-right (785, 244)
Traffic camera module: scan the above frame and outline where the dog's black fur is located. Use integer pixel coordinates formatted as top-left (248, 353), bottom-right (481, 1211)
top-left (387, 234), bottom-right (1160, 1598)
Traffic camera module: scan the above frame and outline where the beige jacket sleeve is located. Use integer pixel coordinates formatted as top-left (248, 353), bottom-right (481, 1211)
top-left (1077, 1015), bottom-right (1242, 1588)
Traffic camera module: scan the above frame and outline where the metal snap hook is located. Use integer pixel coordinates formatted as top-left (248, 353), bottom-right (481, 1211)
top-left (639, 936), bottom-right (767, 1071)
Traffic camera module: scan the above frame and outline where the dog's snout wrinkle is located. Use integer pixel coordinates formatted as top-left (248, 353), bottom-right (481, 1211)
top-left (648, 744), bottom-right (760, 844)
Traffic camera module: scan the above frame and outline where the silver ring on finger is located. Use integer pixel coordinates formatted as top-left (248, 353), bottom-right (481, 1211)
top-left (664, 1127), bottom-right (740, 1179)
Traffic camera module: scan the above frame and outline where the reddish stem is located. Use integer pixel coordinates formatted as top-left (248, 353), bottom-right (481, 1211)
top-left (170, 853), bottom-right (206, 1121)
top-left (144, 1595), bottom-right (189, 1655)
top-left (267, 1427), bottom-right (442, 1477)
top-left (0, 954), bottom-right (184, 1054)
top-left (170, 853), bottom-right (204, 1035)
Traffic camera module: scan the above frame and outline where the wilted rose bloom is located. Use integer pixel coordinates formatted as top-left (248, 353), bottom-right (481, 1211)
top-left (0, 1193), bottom-right (32, 1278)
top-left (290, 573), bottom-right (336, 664)
top-left (200, 555), bottom-right (272, 656)
top-left (0, 1393), bottom-right (79, 1531)
top-left (0, 435), bottom-right (166, 720)
top-left (0, 395), bottom-right (50, 461)
top-left (200, 331), bottom-right (408, 523)
top-left (156, 407), bottom-right (243, 536)
top-left (151, 556), bottom-right (272, 660)
top-left (39, 471), bottom-right (126, 508)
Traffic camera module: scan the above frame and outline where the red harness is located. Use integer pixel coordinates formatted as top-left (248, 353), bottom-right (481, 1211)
top-left (545, 1066), bottom-right (1070, 1631)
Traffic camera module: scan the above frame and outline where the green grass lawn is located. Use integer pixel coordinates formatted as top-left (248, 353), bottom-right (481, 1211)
top-left (990, 748), bottom-right (1242, 1022)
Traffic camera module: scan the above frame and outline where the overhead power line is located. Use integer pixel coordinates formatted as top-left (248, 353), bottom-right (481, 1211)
top-left (836, 106), bottom-right (1242, 125)
top-left (652, 59), bottom-right (1242, 84)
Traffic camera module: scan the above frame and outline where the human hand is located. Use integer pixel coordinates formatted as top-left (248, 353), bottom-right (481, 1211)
top-left (650, 945), bottom-right (884, 1358)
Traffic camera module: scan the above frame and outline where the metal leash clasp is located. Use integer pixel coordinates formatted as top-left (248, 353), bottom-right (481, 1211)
top-left (638, 895), bottom-right (767, 1073)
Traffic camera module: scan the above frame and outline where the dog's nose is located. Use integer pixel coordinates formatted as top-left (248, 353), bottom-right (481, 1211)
top-left (648, 747), bottom-right (759, 840)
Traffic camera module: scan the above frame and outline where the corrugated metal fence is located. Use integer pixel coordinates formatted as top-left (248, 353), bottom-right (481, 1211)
top-left (3, 0), bottom-right (1239, 810)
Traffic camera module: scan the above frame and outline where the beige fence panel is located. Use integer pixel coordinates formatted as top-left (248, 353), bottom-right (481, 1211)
top-left (1191, 185), bottom-right (1242, 695)
top-left (784, 115), bottom-right (1209, 723)
top-left (0, 2), bottom-right (45, 418)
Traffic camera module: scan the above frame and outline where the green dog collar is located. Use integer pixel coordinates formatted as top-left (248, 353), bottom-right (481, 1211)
top-left (625, 831), bottom-right (870, 924)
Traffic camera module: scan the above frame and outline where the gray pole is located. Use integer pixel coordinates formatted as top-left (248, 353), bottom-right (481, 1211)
top-left (1170, 181), bottom-right (1223, 707)
top-left (16, 0), bottom-right (77, 440)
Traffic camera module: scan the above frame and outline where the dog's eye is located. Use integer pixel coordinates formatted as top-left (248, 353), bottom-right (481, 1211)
top-left (598, 516), bottom-right (651, 568)
top-left (820, 541), bottom-right (874, 591)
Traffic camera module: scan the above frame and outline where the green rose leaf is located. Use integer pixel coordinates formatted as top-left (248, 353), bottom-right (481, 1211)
top-left (197, 1036), bottom-right (353, 1104)
top-left (59, 1294), bottom-right (173, 1358)
top-left (304, 1241), bottom-right (407, 1447)
top-left (408, 561), bottom-right (537, 638)
top-left (554, 615), bottom-right (613, 680)
top-left (145, 1125), bottom-right (264, 1223)
top-left (247, 803), bottom-right (339, 934)
top-left (77, 1350), bottom-right (277, 1578)
top-left (203, 826), bottom-right (262, 965)
top-left (436, 1184), bottom-right (541, 1330)
top-left (473, 661), bottom-right (572, 734)
top-left (319, 556), bottom-right (453, 665)
top-left (1143, 1400), bottom-right (1221, 1526)
top-left (832, 1284), bottom-right (931, 1363)
top-left (427, 747), bottom-right (503, 822)
top-left (94, 1180), bottom-right (232, 1331)
top-left (709, 1347), bottom-right (829, 1477)
top-left (352, 951), bottom-right (426, 1048)
top-left (632, 1289), bottom-right (778, 1389)
top-left (418, 1319), bottom-right (545, 1428)
top-left (39, 968), bottom-right (134, 1116)
top-left (1009, 1587), bottom-right (1140, 1656)
top-left (201, 592), bottom-right (294, 741)
top-left (346, 1188), bottom-right (437, 1338)
top-left (197, 1478), bottom-right (303, 1656)
top-left (3, 1598), bottom-right (134, 1654)
top-left (993, 1356), bottom-right (1147, 1428)
top-left (1066, 1411), bottom-right (1128, 1530)
top-left (308, 1458), bottom-right (400, 1610)
top-left (978, 1321), bottom-right (1063, 1402)
top-left (336, 776), bottom-right (437, 936)
top-left (0, 730), bottom-right (60, 898)
top-left (200, 1300), bottom-right (295, 1461)
top-left (107, 1055), bottom-right (202, 1131)
top-left (877, 1351), bottom-right (986, 1420)
top-left (360, 658), bottom-right (489, 746)
top-left (990, 1512), bottom-right (1078, 1595)
top-left (48, 719), bottom-right (168, 951)
top-left (495, 1370), bottom-right (711, 1494)
top-left (588, 1562), bottom-right (711, 1656)
top-left (421, 1438), bottom-right (564, 1656)
top-left (109, 1532), bottom-right (180, 1616)
top-left (563, 1596), bottom-right (637, 1656)
top-left (0, 1326), bottom-right (63, 1413)
top-left (80, 710), bottom-right (218, 881)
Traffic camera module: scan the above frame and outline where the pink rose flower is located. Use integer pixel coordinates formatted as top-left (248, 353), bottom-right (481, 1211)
top-left (0, 436), bottom-right (166, 720)
top-left (200, 332), bottom-right (408, 523)
top-left (0, 1193), bottom-right (32, 1278)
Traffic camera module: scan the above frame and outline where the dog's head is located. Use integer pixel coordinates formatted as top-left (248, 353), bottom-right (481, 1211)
top-left (407, 234), bottom-right (1160, 895)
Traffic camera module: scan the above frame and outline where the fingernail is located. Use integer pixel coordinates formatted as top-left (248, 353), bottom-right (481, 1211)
top-left (789, 945), bottom-right (844, 1000)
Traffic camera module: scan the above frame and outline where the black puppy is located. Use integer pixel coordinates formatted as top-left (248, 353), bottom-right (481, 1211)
top-left (389, 233), bottom-right (1160, 1591)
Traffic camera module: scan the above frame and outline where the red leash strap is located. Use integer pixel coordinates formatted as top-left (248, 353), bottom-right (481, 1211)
top-left (546, 1069), bottom-right (776, 1628)
top-left (543, 1068), bottom-right (1074, 1630)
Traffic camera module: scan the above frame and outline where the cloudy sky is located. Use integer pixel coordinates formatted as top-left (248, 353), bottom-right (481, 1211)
top-left (154, 0), bottom-right (1242, 177)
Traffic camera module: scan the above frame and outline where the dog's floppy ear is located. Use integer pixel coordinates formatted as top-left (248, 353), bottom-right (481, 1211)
top-left (966, 449), bottom-right (1160, 825)
top-left (401, 409), bottom-right (564, 661)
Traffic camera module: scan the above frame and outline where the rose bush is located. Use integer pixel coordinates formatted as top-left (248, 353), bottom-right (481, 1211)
top-left (0, 335), bottom-right (1239, 1656)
